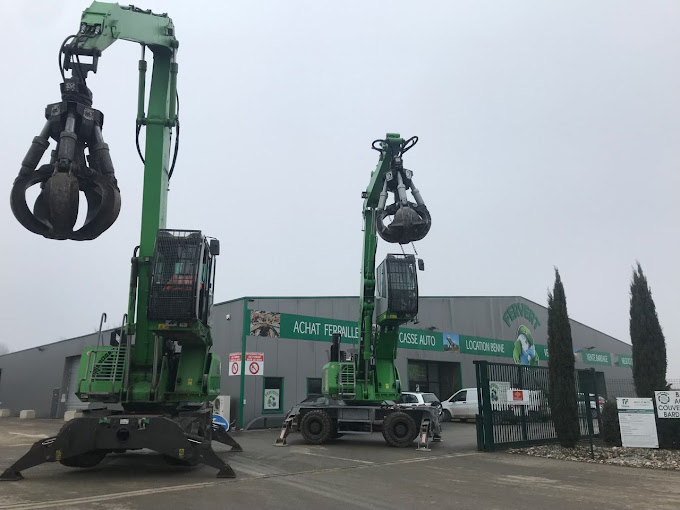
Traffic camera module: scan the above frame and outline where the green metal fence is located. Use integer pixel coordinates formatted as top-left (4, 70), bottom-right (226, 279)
top-left (475, 360), bottom-right (602, 451)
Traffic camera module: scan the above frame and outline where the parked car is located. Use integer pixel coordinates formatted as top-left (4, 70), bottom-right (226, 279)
top-left (287, 394), bottom-right (346, 416)
top-left (577, 393), bottom-right (605, 417)
top-left (441, 388), bottom-right (478, 422)
top-left (397, 392), bottom-right (443, 417)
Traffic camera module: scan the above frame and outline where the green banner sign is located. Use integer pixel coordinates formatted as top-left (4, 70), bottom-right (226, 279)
top-left (459, 335), bottom-right (514, 358)
top-left (398, 329), bottom-right (443, 352)
top-left (582, 350), bottom-right (612, 366)
top-left (616, 354), bottom-right (633, 368)
top-left (252, 311), bottom-right (443, 351)
top-left (279, 313), bottom-right (359, 343)
top-left (249, 310), bottom-right (627, 368)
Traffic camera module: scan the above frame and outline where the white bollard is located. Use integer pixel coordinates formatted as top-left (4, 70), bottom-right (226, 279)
top-left (0, 409), bottom-right (11, 418)
top-left (19, 410), bottom-right (36, 419)
top-left (63, 410), bottom-right (83, 422)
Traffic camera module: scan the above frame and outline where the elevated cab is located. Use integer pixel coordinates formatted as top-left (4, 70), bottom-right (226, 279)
top-left (375, 254), bottom-right (419, 324)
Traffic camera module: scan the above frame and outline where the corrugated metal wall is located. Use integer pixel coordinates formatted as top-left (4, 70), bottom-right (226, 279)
top-left (0, 296), bottom-right (633, 422)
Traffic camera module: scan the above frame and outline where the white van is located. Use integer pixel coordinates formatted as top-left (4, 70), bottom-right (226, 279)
top-left (441, 388), bottom-right (478, 422)
top-left (441, 386), bottom-right (545, 422)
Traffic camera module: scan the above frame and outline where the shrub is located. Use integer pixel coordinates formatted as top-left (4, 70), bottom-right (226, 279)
top-left (658, 420), bottom-right (680, 449)
top-left (601, 400), bottom-right (621, 446)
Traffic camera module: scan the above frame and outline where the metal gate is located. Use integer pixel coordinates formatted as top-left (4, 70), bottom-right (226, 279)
top-left (64, 356), bottom-right (88, 412)
top-left (475, 360), bottom-right (601, 451)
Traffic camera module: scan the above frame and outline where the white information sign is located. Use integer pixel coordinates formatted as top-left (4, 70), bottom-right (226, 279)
top-left (616, 398), bottom-right (658, 448)
top-left (654, 391), bottom-right (680, 419)
top-left (489, 381), bottom-right (511, 409)
top-left (228, 353), bottom-right (241, 376)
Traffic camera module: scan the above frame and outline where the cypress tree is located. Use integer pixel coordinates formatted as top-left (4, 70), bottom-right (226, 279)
top-left (630, 262), bottom-right (668, 397)
top-left (547, 268), bottom-right (580, 447)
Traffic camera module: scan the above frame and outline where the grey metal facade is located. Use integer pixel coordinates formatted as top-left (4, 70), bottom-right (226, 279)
top-left (0, 296), bottom-right (633, 427)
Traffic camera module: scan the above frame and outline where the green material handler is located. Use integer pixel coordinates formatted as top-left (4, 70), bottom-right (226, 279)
top-left (277, 134), bottom-right (441, 449)
top-left (3, 2), bottom-right (241, 481)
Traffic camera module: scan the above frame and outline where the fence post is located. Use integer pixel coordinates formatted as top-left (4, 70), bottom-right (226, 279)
top-left (475, 362), bottom-right (484, 451)
top-left (517, 364), bottom-right (528, 442)
top-left (584, 371), bottom-right (595, 459)
top-left (591, 368), bottom-right (602, 433)
top-left (475, 360), bottom-right (494, 451)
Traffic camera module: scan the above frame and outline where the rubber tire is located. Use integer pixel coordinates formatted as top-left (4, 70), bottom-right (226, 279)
top-left (382, 411), bottom-right (417, 448)
top-left (300, 410), bottom-right (334, 445)
top-left (441, 410), bottom-right (452, 422)
top-left (59, 450), bottom-right (107, 468)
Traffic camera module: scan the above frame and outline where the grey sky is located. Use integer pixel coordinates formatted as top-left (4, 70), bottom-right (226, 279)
top-left (1, 1), bottom-right (678, 377)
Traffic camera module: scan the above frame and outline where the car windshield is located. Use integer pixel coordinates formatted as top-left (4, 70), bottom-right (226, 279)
top-left (422, 393), bottom-right (438, 403)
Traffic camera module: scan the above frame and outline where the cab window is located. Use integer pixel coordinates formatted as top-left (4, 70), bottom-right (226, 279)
top-left (452, 391), bottom-right (466, 402)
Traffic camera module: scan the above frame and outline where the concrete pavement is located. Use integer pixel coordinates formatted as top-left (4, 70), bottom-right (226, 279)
top-left (0, 419), bottom-right (678, 509)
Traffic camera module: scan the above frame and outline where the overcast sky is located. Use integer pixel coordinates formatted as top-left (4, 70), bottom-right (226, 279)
top-left (1, 1), bottom-right (678, 377)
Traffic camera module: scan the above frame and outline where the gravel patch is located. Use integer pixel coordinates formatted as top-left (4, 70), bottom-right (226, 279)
top-left (507, 444), bottom-right (680, 471)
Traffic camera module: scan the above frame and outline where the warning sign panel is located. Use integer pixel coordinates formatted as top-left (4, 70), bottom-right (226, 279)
top-left (246, 352), bottom-right (264, 376)
top-left (507, 389), bottom-right (530, 405)
top-left (228, 353), bottom-right (241, 377)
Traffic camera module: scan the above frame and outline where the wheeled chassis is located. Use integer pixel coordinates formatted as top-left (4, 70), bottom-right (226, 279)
top-left (276, 403), bottom-right (442, 451)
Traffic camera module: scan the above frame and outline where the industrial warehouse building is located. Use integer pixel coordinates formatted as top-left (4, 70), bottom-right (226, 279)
top-left (0, 295), bottom-right (634, 428)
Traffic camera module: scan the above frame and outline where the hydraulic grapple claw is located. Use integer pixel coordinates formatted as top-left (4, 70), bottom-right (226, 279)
top-left (377, 203), bottom-right (431, 244)
top-left (9, 78), bottom-right (121, 241)
top-left (373, 135), bottom-right (431, 245)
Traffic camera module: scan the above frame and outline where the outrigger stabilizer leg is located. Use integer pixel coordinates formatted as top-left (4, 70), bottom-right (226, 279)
top-left (0, 413), bottom-right (240, 481)
top-left (274, 414), bottom-right (295, 446)
top-left (213, 425), bottom-right (244, 452)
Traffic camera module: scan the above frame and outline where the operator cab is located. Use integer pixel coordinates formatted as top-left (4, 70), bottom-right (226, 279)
top-left (147, 229), bottom-right (219, 324)
top-left (375, 253), bottom-right (419, 323)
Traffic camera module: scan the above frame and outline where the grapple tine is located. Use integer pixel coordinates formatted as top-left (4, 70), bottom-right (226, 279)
top-left (71, 176), bottom-right (121, 241)
top-left (10, 165), bottom-right (54, 237)
top-left (41, 172), bottom-right (80, 235)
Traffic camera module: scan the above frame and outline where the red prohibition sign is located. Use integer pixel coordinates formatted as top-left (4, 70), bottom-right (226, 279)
top-left (231, 362), bottom-right (239, 374)
top-left (249, 362), bottom-right (260, 374)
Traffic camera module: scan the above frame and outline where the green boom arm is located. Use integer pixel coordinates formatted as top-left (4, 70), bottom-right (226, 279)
top-left (357, 134), bottom-right (404, 398)
top-left (64, 3), bottom-right (217, 408)
top-left (74, 2), bottom-right (179, 390)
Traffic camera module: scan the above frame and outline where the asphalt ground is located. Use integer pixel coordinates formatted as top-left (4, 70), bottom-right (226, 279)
top-left (0, 419), bottom-right (679, 510)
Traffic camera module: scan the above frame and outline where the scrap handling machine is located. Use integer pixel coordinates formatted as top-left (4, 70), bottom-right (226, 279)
top-left (277, 133), bottom-right (441, 449)
top-left (2, 2), bottom-right (242, 480)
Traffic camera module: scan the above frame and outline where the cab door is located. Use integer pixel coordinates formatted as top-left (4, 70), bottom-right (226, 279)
top-left (448, 389), bottom-right (468, 420)
top-left (464, 389), bottom-right (479, 418)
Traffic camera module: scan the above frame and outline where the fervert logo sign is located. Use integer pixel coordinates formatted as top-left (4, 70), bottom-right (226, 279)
top-left (502, 303), bottom-right (540, 329)
top-left (502, 303), bottom-right (542, 366)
